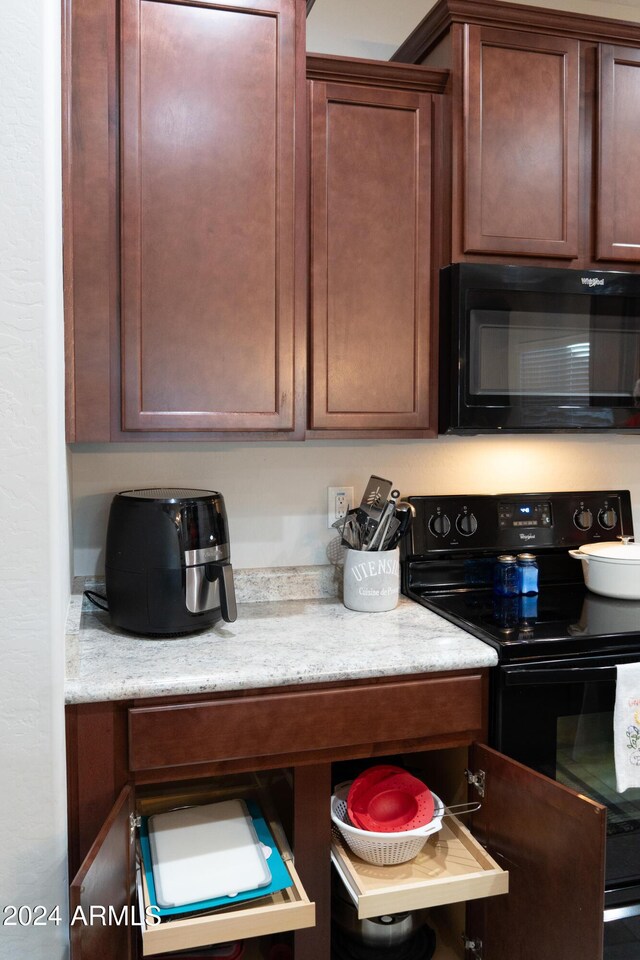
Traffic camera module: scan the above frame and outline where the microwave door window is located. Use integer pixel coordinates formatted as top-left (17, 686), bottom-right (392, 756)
top-left (468, 299), bottom-right (640, 405)
top-left (470, 310), bottom-right (592, 398)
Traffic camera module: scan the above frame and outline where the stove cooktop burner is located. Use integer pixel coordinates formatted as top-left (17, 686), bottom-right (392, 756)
top-left (401, 490), bottom-right (640, 663)
top-left (408, 583), bottom-right (640, 663)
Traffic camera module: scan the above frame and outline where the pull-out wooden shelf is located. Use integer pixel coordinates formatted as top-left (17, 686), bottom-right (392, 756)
top-left (134, 787), bottom-right (315, 956)
top-left (331, 814), bottom-right (508, 920)
top-left (137, 854), bottom-right (314, 956)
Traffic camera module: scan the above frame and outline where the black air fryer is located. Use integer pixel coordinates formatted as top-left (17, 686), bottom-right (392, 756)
top-left (105, 488), bottom-right (237, 635)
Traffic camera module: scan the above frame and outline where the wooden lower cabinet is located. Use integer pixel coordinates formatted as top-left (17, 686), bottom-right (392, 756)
top-left (66, 673), bottom-right (606, 960)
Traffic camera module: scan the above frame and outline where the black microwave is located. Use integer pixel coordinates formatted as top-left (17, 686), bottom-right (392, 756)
top-left (439, 262), bottom-right (640, 433)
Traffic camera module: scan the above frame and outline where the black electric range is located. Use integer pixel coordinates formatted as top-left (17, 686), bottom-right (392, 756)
top-left (402, 489), bottom-right (640, 943)
top-left (401, 489), bottom-right (640, 665)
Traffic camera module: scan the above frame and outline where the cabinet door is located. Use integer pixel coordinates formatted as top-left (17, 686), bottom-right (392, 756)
top-left (69, 786), bottom-right (135, 960)
top-left (120, 0), bottom-right (302, 433)
top-left (309, 81), bottom-right (433, 434)
top-left (466, 743), bottom-right (605, 960)
top-left (464, 26), bottom-right (580, 259)
top-left (597, 44), bottom-right (640, 262)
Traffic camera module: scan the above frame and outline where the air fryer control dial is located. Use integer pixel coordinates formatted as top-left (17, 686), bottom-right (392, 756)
top-left (573, 507), bottom-right (593, 531)
top-left (429, 513), bottom-right (451, 537)
top-left (456, 512), bottom-right (478, 537)
top-left (598, 506), bottom-right (618, 530)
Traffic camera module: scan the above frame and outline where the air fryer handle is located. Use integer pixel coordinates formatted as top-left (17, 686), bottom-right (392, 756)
top-left (215, 562), bottom-right (237, 623)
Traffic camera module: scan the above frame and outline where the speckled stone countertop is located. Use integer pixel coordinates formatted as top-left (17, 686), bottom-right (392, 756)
top-left (65, 566), bottom-right (497, 704)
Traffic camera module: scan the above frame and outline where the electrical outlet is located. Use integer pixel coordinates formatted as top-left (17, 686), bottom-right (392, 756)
top-left (327, 486), bottom-right (354, 529)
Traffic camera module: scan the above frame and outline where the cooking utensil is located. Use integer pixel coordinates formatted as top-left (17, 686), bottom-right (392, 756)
top-left (386, 501), bottom-right (415, 550)
top-left (332, 879), bottom-right (428, 949)
top-left (332, 783), bottom-right (446, 866)
top-left (347, 767), bottom-right (435, 832)
top-left (365, 499), bottom-right (396, 551)
top-left (380, 517), bottom-right (400, 550)
top-left (347, 765), bottom-right (405, 827)
top-left (353, 773), bottom-right (436, 833)
top-left (333, 511), bottom-right (363, 549)
top-left (359, 475), bottom-right (393, 518)
top-left (355, 476), bottom-right (394, 549)
top-left (569, 537), bottom-right (640, 600)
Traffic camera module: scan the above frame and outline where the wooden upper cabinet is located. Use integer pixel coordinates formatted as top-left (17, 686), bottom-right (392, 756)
top-left (120, 0), bottom-right (301, 433)
top-left (308, 75), bottom-right (435, 434)
top-left (394, 0), bottom-right (640, 269)
top-left (464, 25), bottom-right (580, 259)
top-left (596, 44), bottom-right (640, 263)
top-left (64, 0), bottom-right (305, 441)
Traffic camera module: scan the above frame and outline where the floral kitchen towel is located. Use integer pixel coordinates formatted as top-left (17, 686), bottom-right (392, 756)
top-left (615, 662), bottom-right (640, 792)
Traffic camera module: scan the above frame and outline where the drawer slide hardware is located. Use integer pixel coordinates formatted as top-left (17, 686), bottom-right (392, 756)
top-left (130, 813), bottom-right (142, 840)
top-left (463, 935), bottom-right (483, 958)
top-left (465, 768), bottom-right (486, 797)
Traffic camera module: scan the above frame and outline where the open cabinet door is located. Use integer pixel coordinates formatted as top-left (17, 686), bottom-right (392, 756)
top-left (465, 744), bottom-right (606, 960)
top-left (70, 786), bottom-right (135, 960)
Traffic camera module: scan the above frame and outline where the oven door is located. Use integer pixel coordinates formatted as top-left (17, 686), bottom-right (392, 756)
top-left (495, 657), bottom-right (640, 954)
top-left (440, 262), bottom-right (640, 433)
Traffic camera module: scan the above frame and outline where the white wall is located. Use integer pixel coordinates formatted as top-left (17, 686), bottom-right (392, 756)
top-left (0, 1), bottom-right (69, 958)
top-left (71, 434), bottom-right (640, 574)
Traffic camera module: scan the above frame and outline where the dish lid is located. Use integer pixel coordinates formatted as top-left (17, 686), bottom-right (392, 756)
top-left (576, 540), bottom-right (640, 562)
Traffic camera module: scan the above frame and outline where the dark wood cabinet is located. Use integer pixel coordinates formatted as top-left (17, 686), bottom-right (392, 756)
top-left (597, 44), bottom-right (640, 263)
top-left (306, 58), bottom-right (446, 437)
top-left (463, 26), bottom-right (580, 259)
top-left (64, 0), bottom-right (306, 441)
top-left (66, 671), bottom-right (607, 960)
top-left (395, 0), bottom-right (640, 271)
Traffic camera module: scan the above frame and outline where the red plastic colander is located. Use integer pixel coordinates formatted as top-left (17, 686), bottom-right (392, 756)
top-left (347, 766), bottom-right (435, 833)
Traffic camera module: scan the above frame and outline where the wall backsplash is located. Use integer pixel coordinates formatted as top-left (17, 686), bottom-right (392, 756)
top-left (70, 435), bottom-right (640, 574)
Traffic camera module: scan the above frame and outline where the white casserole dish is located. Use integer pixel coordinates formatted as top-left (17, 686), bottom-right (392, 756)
top-left (569, 539), bottom-right (640, 600)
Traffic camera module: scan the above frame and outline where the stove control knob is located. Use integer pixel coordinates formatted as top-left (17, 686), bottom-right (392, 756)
top-left (598, 506), bottom-right (618, 530)
top-left (456, 512), bottom-right (478, 537)
top-left (428, 513), bottom-right (451, 537)
top-left (573, 507), bottom-right (593, 531)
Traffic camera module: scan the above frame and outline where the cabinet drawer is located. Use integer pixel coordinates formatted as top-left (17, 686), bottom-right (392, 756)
top-left (331, 814), bottom-right (508, 920)
top-left (128, 674), bottom-right (485, 771)
top-left (138, 848), bottom-right (313, 956)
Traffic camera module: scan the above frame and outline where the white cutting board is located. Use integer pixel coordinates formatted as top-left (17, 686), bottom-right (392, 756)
top-left (148, 799), bottom-right (271, 908)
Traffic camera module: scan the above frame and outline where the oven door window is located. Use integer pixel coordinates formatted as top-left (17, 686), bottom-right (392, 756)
top-left (604, 911), bottom-right (640, 959)
top-left (498, 669), bottom-right (640, 893)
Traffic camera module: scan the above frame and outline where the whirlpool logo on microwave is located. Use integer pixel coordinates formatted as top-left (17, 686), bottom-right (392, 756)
top-left (581, 276), bottom-right (605, 287)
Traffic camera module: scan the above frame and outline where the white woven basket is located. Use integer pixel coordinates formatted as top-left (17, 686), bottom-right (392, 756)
top-left (330, 781), bottom-right (444, 866)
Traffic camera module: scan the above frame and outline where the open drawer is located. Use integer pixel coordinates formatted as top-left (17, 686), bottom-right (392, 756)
top-left (331, 812), bottom-right (508, 920)
top-left (70, 777), bottom-right (315, 960)
top-left (136, 825), bottom-right (313, 955)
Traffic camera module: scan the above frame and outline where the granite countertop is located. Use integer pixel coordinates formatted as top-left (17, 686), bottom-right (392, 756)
top-left (65, 567), bottom-right (498, 704)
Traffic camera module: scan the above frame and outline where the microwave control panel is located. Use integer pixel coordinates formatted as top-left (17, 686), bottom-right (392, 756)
top-left (405, 490), bottom-right (633, 555)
